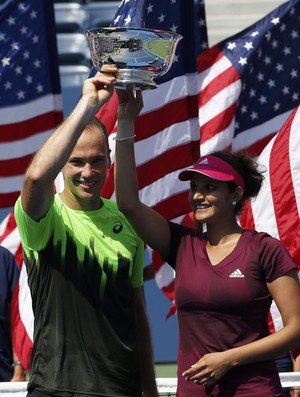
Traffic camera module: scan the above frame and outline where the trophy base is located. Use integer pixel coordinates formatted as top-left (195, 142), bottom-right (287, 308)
top-left (115, 69), bottom-right (158, 90)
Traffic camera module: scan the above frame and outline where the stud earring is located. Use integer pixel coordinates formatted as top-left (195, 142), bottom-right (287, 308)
top-left (232, 201), bottom-right (237, 206)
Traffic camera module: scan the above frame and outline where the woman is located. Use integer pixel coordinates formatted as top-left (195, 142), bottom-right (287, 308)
top-left (114, 87), bottom-right (300, 397)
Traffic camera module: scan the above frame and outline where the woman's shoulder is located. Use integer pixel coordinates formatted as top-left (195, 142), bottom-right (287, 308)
top-left (169, 221), bottom-right (202, 238)
top-left (243, 228), bottom-right (280, 244)
top-left (242, 229), bottom-right (289, 256)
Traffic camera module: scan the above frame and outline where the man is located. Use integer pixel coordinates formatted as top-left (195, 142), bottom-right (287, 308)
top-left (0, 245), bottom-right (26, 382)
top-left (14, 69), bottom-right (158, 397)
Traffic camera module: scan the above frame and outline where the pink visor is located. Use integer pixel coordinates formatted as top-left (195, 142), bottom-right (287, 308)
top-left (178, 155), bottom-right (245, 190)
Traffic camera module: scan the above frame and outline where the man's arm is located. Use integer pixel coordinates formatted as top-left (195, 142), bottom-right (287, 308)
top-left (7, 302), bottom-right (25, 382)
top-left (133, 287), bottom-right (159, 397)
top-left (10, 351), bottom-right (26, 382)
top-left (21, 71), bottom-right (117, 220)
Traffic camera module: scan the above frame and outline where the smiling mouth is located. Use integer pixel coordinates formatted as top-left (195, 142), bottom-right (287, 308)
top-left (196, 204), bottom-right (210, 210)
top-left (79, 181), bottom-right (96, 188)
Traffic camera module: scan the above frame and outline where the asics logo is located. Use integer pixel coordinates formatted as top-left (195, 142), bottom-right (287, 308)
top-left (113, 222), bottom-right (123, 234)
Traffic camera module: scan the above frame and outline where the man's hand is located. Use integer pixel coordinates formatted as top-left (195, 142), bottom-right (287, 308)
top-left (82, 65), bottom-right (118, 109)
top-left (11, 362), bottom-right (26, 382)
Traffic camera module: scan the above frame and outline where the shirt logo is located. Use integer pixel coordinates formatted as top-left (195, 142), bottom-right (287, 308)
top-left (229, 268), bottom-right (245, 278)
top-left (113, 221), bottom-right (123, 234)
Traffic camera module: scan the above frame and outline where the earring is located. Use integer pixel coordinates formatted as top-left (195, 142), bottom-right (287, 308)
top-left (232, 201), bottom-right (237, 206)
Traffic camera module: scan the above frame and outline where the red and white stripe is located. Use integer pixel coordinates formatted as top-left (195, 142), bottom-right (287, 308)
top-left (240, 105), bottom-right (300, 262)
top-left (197, 45), bottom-right (293, 158)
top-left (0, 94), bottom-right (63, 208)
top-left (240, 105), bottom-right (300, 351)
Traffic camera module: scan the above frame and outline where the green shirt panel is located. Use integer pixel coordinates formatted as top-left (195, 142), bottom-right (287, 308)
top-left (15, 195), bottom-right (143, 289)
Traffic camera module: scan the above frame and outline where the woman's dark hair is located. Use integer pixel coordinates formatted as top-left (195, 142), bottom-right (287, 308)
top-left (209, 151), bottom-right (265, 216)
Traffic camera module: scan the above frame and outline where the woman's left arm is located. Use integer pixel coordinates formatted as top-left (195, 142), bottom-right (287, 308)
top-left (265, 269), bottom-right (300, 357)
top-left (291, 352), bottom-right (300, 396)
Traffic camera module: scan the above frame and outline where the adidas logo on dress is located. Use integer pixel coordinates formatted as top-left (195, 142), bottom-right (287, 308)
top-left (229, 269), bottom-right (245, 278)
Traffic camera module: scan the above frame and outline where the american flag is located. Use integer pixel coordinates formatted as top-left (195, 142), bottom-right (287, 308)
top-left (239, 104), bottom-right (300, 355)
top-left (0, 0), bottom-right (63, 208)
top-left (199, 0), bottom-right (300, 157)
top-left (96, 0), bottom-right (208, 307)
top-left (0, 0), bottom-right (63, 370)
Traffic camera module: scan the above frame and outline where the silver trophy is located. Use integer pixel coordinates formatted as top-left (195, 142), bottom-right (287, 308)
top-left (86, 27), bottom-right (183, 90)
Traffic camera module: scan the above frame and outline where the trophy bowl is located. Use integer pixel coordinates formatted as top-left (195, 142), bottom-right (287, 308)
top-left (86, 27), bottom-right (183, 90)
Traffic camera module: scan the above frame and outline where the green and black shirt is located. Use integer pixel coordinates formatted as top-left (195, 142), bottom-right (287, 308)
top-left (15, 195), bottom-right (144, 397)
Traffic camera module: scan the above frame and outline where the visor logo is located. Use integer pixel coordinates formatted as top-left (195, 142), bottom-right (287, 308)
top-left (199, 158), bottom-right (208, 164)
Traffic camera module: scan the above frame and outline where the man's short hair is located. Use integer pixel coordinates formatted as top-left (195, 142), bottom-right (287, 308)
top-left (85, 117), bottom-right (111, 157)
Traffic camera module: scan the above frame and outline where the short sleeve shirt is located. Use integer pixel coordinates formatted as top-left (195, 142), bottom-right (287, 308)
top-left (15, 195), bottom-right (144, 397)
top-left (166, 223), bottom-right (296, 397)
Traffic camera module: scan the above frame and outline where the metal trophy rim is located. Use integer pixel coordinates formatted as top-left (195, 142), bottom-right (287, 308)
top-left (86, 27), bottom-right (183, 90)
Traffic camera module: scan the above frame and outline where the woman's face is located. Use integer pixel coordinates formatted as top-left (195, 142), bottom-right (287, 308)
top-left (188, 173), bottom-right (237, 224)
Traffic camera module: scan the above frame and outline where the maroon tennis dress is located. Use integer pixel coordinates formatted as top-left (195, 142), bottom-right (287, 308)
top-left (166, 223), bottom-right (296, 397)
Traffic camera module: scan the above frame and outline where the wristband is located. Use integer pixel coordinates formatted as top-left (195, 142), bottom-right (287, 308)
top-left (12, 360), bottom-right (22, 367)
top-left (113, 134), bottom-right (136, 142)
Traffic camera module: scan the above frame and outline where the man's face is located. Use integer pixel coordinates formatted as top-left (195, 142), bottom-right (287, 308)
top-left (61, 125), bottom-right (111, 211)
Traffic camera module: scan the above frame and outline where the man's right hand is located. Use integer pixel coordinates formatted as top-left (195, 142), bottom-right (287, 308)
top-left (82, 66), bottom-right (118, 110)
